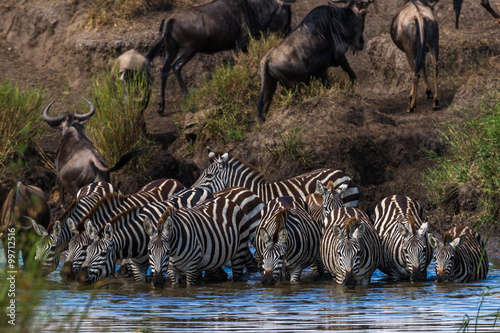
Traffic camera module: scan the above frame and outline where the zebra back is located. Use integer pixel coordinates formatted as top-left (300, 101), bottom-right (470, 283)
top-left (191, 149), bottom-right (360, 206)
top-left (372, 195), bottom-right (432, 281)
top-left (255, 196), bottom-right (323, 285)
top-left (321, 207), bottom-right (381, 285)
top-left (428, 226), bottom-right (488, 282)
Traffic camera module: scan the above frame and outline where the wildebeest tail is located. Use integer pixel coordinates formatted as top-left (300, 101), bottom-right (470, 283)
top-left (414, 16), bottom-right (427, 75)
top-left (146, 19), bottom-right (169, 61)
top-left (107, 149), bottom-right (144, 173)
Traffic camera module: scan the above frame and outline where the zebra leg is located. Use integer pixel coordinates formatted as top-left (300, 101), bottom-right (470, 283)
top-left (168, 265), bottom-right (183, 286)
top-left (204, 268), bottom-right (228, 282)
top-left (185, 266), bottom-right (201, 286)
top-left (311, 259), bottom-right (329, 280)
top-left (116, 259), bottom-right (133, 278)
top-left (289, 267), bottom-right (303, 283)
top-left (243, 247), bottom-right (259, 273)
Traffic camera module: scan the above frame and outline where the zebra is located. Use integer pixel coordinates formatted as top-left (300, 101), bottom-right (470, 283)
top-left (62, 178), bottom-right (184, 279)
top-left (428, 226), bottom-right (488, 282)
top-left (30, 181), bottom-right (116, 275)
top-left (144, 196), bottom-right (248, 287)
top-left (306, 180), bottom-right (347, 227)
top-left (372, 195), bottom-right (432, 282)
top-left (255, 196), bottom-right (323, 286)
top-left (191, 148), bottom-right (360, 207)
top-left (321, 207), bottom-right (381, 286)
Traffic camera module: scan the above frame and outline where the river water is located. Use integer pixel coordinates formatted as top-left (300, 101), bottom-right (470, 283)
top-left (18, 256), bottom-right (498, 332)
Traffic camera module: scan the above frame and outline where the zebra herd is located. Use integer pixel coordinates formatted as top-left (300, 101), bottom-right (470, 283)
top-left (27, 149), bottom-right (488, 287)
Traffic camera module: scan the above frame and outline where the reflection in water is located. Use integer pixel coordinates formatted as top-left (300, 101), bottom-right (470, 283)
top-left (23, 258), bottom-right (500, 332)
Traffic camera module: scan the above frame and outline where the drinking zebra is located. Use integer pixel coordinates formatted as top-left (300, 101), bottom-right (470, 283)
top-left (144, 197), bottom-right (248, 286)
top-left (305, 180), bottom-right (347, 227)
top-left (255, 196), bottom-right (324, 286)
top-left (321, 207), bottom-right (381, 286)
top-left (62, 178), bottom-right (185, 279)
top-left (372, 195), bottom-right (432, 281)
top-left (428, 226), bottom-right (488, 282)
top-left (30, 181), bottom-right (117, 275)
top-left (191, 148), bottom-right (359, 207)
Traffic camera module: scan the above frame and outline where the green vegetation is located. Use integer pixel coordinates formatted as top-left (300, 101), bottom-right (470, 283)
top-left (85, 70), bottom-right (157, 177)
top-left (0, 79), bottom-right (45, 168)
top-left (422, 88), bottom-right (500, 227)
top-left (458, 286), bottom-right (499, 332)
top-left (268, 126), bottom-right (313, 168)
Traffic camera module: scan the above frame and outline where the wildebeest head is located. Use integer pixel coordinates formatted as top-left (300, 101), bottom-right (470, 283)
top-left (43, 98), bottom-right (95, 135)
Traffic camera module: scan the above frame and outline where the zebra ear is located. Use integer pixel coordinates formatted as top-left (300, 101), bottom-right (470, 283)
top-left (316, 180), bottom-right (327, 196)
top-left (332, 225), bottom-right (344, 239)
top-left (278, 228), bottom-right (288, 243)
top-left (30, 218), bottom-right (48, 237)
top-left (53, 220), bottom-right (62, 237)
top-left (68, 218), bottom-right (78, 234)
top-left (352, 222), bottom-right (365, 240)
top-left (418, 222), bottom-right (429, 236)
top-left (144, 217), bottom-right (155, 237)
top-left (259, 229), bottom-right (271, 245)
top-left (164, 217), bottom-right (174, 237)
top-left (85, 220), bottom-right (98, 241)
top-left (450, 234), bottom-right (465, 249)
top-left (104, 223), bottom-right (113, 240)
top-left (397, 222), bottom-right (410, 237)
top-left (427, 234), bottom-right (441, 248)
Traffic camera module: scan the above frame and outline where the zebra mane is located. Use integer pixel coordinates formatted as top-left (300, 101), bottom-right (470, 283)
top-left (75, 192), bottom-right (125, 232)
top-left (48, 199), bottom-right (78, 232)
top-left (273, 208), bottom-right (289, 241)
top-left (407, 215), bottom-right (416, 234)
top-left (157, 206), bottom-right (176, 233)
top-left (96, 204), bottom-right (141, 237)
top-left (326, 181), bottom-right (335, 191)
top-left (442, 231), bottom-right (453, 246)
top-left (346, 216), bottom-right (358, 237)
top-left (210, 150), bottom-right (265, 181)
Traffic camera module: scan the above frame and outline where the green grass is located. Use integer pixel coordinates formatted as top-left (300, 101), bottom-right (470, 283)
top-left (0, 79), bottom-right (45, 168)
top-left (268, 126), bottom-right (313, 168)
top-left (422, 88), bottom-right (500, 226)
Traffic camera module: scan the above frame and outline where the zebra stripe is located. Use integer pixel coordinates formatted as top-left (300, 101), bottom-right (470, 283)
top-left (428, 226), bottom-right (488, 282)
top-left (63, 179), bottom-right (185, 279)
top-left (306, 180), bottom-right (347, 227)
top-left (32, 181), bottom-right (116, 275)
top-left (191, 149), bottom-right (359, 206)
top-left (321, 207), bottom-right (381, 286)
top-left (255, 196), bottom-right (323, 286)
top-left (146, 197), bottom-right (247, 286)
top-left (372, 195), bottom-right (432, 281)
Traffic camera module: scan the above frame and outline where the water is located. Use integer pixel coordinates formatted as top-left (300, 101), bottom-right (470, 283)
top-left (21, 257), bottom-right (500, 332)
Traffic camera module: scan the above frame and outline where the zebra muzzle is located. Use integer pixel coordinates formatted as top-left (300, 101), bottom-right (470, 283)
top-left (60, 261), bottom-right (76, 280)
top-left (261, 270), bottom-right (277, 286)
top-left (343, 270), bottom-right (357, 287)
top-left (152, 273), bottom-right (166, 288)
top-left (410, 266), bottom-right (427, 282)
top-left (435, 269), bottom-right (448, 283)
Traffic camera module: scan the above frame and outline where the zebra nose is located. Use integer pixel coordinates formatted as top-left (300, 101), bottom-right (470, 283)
top-left (261, 270), bottom-right (277, 286)
top-left (152, 273), bottom-right (165, 288)
top-left (77, 266), bottom-right (90, 284)
top-left (343, 270), bottom-right (357, 287)
top-left (60, 261), bottom-right (74, 279)
top-left (410, 266), bottom-right (426, 282)
top-left (435, 269), bottom-right (447, 283)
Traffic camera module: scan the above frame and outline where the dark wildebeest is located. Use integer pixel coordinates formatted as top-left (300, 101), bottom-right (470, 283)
top-left (146, 0), bottom-right (297, 115)
top-left (0, 181), bottom-right (50, 269)
top-left (112, 49), bottom-right (153, 105)
top-left (391, 0), bottom-right (440, 113)
top-left (257, 0), bottom-right (375, 122)
top-left (43, 98), bottom-right (141, 207)
top-left (453, 0), bottom-right (500, 29)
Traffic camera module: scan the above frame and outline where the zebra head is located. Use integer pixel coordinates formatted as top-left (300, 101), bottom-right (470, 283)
top-left (191, 147), bottom-right (232, 192)
top-left (428, 232), bottom-right (465, 283)
top-left (144, 208), bottom-right (175, 288)
top-left (79, 221), bottom-right (116, 285)
top-left (397, 216), bottom-right (430, 282)
top-left (62, 218), bottom-right (91, 279)
top-left (260, 209), bottom-right (289, 286)
top-left (331, 217), bottom-right (365, 286)
top-left (316, 181), bottom-right (346, 220)
top-left (31, 218), bottom-right (63, 275)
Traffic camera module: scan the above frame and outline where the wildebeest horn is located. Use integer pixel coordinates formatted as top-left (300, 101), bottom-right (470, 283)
top-left (73, 98), bottom-right (96, 122)
top-left (43, 100), bottom-right (66, 127)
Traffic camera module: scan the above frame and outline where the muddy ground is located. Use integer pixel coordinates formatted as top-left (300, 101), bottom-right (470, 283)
top-left (0, 0), bottom-right (499, 253)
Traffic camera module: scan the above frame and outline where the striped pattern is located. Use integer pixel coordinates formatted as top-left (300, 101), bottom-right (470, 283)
top-left (32, 181), bottom-right (116, 275)
top-left (63, 178), bottom-right (184, 279)
top-left (372, 195), bottom-right (432, 281)
top-left (255, 196), bottom-right (323, 285)
top-left (191, 149), bottom-right (359, 206)
top-left (306, 180), bottom-right (346, 227)
top-left (143, 187), bottom-right (214, 287)
top-left (321, 207), bottom-right (381, 286)
top-left (428, 226), bottom-right (488, 282)
top-left (147, 197), bottom-right (248, 286)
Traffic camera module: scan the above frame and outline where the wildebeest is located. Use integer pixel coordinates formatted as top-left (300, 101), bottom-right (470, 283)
top-left (112, 49), bottom-right (153, 106)
top-left (43, 98), bottom-right (141, 206)
top-left (256, 0), bottom-right (375, 121)
top-left (146, 0), bottom-right (297, 115)
top-left (390, 0), bottom-right (440, 113)
top-left (453, 0), bottom-right (500, 29)
top-left (0, 181), bottom-right (50, 269)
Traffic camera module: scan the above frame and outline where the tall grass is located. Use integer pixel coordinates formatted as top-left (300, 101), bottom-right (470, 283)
top-left (0, 79), bottom-right (45, 167)
top-left (85, 70), bottom-right (156, 176)
top-left (423, 88), bottom-right (500, 226)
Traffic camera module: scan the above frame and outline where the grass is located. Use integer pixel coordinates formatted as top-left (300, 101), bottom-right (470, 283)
top-left (422, 86), bottom-right (500, 227)
top-left (0, 79), bottom-right (45, 168)
top-left (458, 286), bottom-right (499, 332)
top-left (267, 126), bottom-right (313, 168)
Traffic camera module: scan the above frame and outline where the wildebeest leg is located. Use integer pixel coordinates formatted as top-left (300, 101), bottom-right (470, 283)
top-left (481, 0), bottom-right (500, 21)
top-left (172, 48), bottom-right (198, 98)
top-left (257, 76), bottom-right (278, 122)
top-left (337, 55), bottom-right (357, 87)
top-left (409, 71), bottom-right (420, 113)
top-left (453, 0), bottom-right (464, 29)
top-left (158, 50), bottom-right (177, 116)
top-left (430, 47), bottom-right (440, 110)
top-left (420, 67), bottom-right (432, 99)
